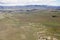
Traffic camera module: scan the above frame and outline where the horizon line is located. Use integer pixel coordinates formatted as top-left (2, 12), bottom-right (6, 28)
top-left (0, 4), bottom-right (60, 6)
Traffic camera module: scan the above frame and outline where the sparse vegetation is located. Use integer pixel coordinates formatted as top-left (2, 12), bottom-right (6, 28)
top-left (0, 9), bottom-right (60, 40)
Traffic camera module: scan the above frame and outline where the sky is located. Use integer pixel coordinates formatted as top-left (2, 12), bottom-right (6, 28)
top-left (0, 0), bottom-right (60, 6)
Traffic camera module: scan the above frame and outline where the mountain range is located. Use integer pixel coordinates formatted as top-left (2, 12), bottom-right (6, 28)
top-left (0, 5), bottom-right (60, 10)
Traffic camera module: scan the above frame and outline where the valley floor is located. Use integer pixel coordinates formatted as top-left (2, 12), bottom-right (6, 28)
top-left (0, 10), bottom-right (60, 40)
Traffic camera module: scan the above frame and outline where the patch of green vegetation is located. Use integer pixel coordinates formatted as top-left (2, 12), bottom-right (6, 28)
top-left (42, 22), bottom-right (60, 27)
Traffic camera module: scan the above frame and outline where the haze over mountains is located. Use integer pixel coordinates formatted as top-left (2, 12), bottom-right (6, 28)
top-left (0, 5), bottom-right (60, 11)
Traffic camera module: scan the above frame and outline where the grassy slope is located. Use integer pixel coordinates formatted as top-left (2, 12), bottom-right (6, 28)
top-left (0, 10), bottom-right (60, 40)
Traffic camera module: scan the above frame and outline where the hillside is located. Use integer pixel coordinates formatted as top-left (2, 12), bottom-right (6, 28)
top-left (0, 9), bottom-right (60, 40)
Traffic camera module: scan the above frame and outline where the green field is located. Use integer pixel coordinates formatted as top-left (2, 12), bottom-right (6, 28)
top-left (0, 10), bottom-right (60, 40)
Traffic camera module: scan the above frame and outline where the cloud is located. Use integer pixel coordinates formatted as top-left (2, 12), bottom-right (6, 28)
top-left (0, 0), bottom-right (57, 6)
top-left (1, 0), bottom-right (18, 3)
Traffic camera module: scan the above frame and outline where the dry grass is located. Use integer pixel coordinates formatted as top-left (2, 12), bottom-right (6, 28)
top-left (0, 10), bottom-right (60, 40)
